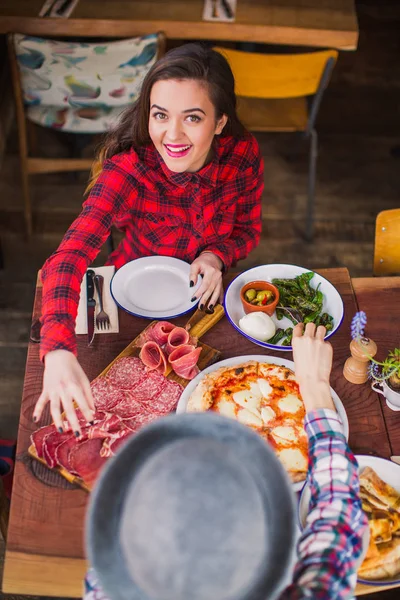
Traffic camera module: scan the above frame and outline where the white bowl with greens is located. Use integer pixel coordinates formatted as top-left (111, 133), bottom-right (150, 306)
top-left (224, 264), bottom-right (344, 352)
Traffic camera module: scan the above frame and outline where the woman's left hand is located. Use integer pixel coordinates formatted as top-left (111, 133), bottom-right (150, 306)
top-left (190, 252), bottom-right (224, 312)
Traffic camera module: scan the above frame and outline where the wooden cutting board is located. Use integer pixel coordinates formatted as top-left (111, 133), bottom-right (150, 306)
top-left (28, 307), bottom-right (225, 491)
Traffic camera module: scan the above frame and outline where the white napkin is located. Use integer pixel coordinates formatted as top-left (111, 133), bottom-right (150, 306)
top-left (75, 266), bottom-right (119, 335)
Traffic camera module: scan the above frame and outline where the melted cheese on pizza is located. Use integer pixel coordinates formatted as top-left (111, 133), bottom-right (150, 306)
top-left (188, 361), bottom-right (309, 483)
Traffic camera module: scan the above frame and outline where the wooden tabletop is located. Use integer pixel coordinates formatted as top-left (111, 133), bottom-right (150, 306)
top-left (3, 267), bottom-right (398, 597)
top-left (0, 0), bottom-right (359, 49)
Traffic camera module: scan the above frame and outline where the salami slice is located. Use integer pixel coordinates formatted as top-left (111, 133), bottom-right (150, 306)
top-left (139, 379), bottom-right (183, 414)
top-left (139, 341), bottom-right (168, 375)
top-left (106, 357), bottom-right (147, 390)
top-left (69, 438), bottom-right (107, 487)
top-left (168, 344), bottom-right (202, 380)
top-left (112, 391), bottom-right (146, 419)
top-left (31, 424), bottom-right (56, 459)
top-left (91, 378), bottom-right (126, 412)
top-left (129, 370), bottom-right (166, 405)
top-left (122, 411), bottom-right (160, 432)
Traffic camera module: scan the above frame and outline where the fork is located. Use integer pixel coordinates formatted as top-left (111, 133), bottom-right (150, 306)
top-left (94, 274), bottom-right (111, 330)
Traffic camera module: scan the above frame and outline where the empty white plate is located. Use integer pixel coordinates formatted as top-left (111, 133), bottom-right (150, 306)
top-left (110, 256), bottom-right (201, 319)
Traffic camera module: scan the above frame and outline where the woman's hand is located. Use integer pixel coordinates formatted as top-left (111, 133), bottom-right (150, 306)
top-left (190, 252), bottom-right (224, 312)
top-left (292, 322), bottom-right (335, 413)
top-left (33, 350), bottom-right (95, 435)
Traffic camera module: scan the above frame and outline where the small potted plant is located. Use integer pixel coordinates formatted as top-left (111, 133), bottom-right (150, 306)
top-left (351, 311), bottom-right (400, 409)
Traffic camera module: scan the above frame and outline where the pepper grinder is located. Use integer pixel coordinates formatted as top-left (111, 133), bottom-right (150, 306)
top-left (343, 337), bottom-right (378, 384)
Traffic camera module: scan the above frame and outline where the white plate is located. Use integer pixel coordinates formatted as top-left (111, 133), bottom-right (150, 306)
top-left (176, 355), bottom-right (349, 491)
top-left (224, 264), bottom-right (344, 352)
top-left (298, 455), bottom-right (400, 586)
top-left (110, 256), bottom-right (201, 319)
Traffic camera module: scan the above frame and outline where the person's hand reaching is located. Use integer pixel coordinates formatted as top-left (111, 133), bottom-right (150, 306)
top-left (292, 322), bottom-right (335, 413)
top-left (190, 252), bottom-right (224, 312)
top-left (33, 350), bottom-right (95, 435)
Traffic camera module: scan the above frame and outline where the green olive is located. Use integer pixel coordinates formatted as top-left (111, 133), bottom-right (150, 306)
top-left (255, 291), bottom-right (268, 302)
top-left (244, 288), bottom-right (257, 302)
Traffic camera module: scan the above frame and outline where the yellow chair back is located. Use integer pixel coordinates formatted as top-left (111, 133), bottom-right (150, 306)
top-left (214, 47), bottom-right (338, 99)
top-left (374, 209), bottom-right (400, 276)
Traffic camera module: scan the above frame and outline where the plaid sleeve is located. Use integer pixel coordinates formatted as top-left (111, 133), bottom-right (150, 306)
top-left (205, 138), bottom-right (263, 270)
top-left (40, 162), bottom-right (134, 360)
top-left (281, 409), bottom-right (368, 600)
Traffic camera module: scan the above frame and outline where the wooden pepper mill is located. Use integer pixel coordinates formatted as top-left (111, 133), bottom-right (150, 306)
top-left (343, 337), bottom-right (378, 384)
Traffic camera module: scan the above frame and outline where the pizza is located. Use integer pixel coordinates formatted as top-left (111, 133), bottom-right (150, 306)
top-left (358, 467), bottom-right (400, 581)
top-left (187, 360), bottom-right (308, 483)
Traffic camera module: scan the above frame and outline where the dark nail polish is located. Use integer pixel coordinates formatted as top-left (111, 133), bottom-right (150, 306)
top-left (209, 304), bottom-right (214, 310)
top-left (33, 416), bottom-right (37, 423)
top-left (191, 296), bottom-right (197, 302)
top-left (200, 304), bottom-right (204, 311)
top-left (74, 431), bottom-right (80, 438)
top-left (58, 427), bottom-right (63, 433)
top-left (89, 420), bottom-right (95, 426)
top-left (189, 280), bottom-right (194, 288)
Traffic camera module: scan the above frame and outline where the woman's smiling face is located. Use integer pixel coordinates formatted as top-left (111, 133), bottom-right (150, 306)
top-left (148, 79), bottom-right (227, 173)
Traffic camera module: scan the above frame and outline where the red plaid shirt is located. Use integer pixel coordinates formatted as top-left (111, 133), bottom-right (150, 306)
top-left (40, 133), bottom-right (264, 359)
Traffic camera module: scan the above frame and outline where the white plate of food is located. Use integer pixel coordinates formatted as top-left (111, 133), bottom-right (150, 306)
top-left (176, 355), bottom-right (349, 491)
top-left (110, 256), bottom-right (201, 319)
top-left (298, 455), bottom-right (400, 585)
top-left (224, 264), bottom-right (344, 352)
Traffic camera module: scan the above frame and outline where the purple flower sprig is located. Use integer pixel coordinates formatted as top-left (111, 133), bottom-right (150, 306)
top-left (351, 311), bottom-right (367, 340)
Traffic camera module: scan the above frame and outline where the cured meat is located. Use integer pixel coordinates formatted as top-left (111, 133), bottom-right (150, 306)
top-left (31, 424), bottom-right (56, 459)
top-left (106, 357), bottom-right (147, 390)
top-left (165, 327), bottom-right (190, 355)
top-left (168, 344), bottom-right (202, 380)
top-left (137, 321), bottom-right (176, 347)
top-left (69, 438), bottom-right (107, 487)
top-left (112, 391), bottom-right (147, 419)
top-left (88, 413), bottom-right (124, 439)
top-left (43, 429), bottom-right (75, 468)
top-left (140, 379), bottom-right (183, 414)
top-left (91, 378), bottom-right (126, 412)
top-left (100, 428), bottom-right (132, 458)
top-left (123, 411), bottom-right (160, 431)
top-left (139, 341), bottom-right (168, 375)
top-left (55, 435), bottom-right (82, 474)
top-left (129, 370), bottom-right (167, 405)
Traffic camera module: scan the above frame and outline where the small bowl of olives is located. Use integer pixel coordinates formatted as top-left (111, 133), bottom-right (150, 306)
top-left (240, 280), bottom-right (280, 316)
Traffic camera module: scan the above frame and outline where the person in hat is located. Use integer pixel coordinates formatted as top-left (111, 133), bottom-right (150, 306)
top-left (84, 323), bottom-right (368, 600)
top-left (33, 42), bottom-right (263, 435)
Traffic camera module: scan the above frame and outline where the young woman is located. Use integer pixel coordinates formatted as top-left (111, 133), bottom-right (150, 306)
top-left (34, 43), bottom-right (264, 433)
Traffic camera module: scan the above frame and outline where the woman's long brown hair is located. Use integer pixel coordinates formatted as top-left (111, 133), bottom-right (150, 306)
top-left (86, 43), bottom-right (245, 192)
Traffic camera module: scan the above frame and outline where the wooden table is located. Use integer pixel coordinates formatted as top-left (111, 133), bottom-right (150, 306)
top-left (0, 0), bottom-right (359, 49)
top-left (3, 267), bottom-right (399, 597)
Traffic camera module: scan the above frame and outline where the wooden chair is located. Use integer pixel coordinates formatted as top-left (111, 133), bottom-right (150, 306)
top-left (215, 47), bottom-right (338, 240)
top-left (8, 32), bottom-right (166, 238)
top-left (373, 209), bottom-right (400, 275)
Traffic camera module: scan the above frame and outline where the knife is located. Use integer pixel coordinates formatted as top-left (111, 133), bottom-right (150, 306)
top-left (86, 269), bottom-right (96, 346)
top-left (390, 456), bottom-right (400, 466)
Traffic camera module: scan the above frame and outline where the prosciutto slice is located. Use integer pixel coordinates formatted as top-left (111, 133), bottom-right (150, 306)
top-left (168, 344), bottom-right (202, 380)
top-left (165, 327), bottom-right (190, 355)
top-left (139, 341), bottom-right (168, 375)
top-left (43, 429), bottom-right (75, 468)
top-left (137, 321), bottom-right (176, 347)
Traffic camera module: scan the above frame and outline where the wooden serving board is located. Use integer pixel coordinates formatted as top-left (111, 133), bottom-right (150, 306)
top-left (28, 307), bottom-right (225, 492)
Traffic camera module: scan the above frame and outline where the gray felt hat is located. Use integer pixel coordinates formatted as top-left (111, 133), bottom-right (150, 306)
top-left (86, 412), bottom-right (296, 600)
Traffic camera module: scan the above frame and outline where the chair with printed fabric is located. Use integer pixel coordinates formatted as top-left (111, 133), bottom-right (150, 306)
top-left (8, 32), bottom-right (166, 237)
top-left (214, 46), bottom-right (338, 240)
